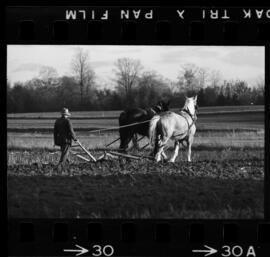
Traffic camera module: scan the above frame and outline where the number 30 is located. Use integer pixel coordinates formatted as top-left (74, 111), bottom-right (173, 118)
top-left (222, 245), bottom-right (243, 257)
top-left (92, 245), bottom-right (114, 257)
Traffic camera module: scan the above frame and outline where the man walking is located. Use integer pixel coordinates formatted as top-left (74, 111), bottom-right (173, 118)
top-left (53, 108), bottom-right (77, 176)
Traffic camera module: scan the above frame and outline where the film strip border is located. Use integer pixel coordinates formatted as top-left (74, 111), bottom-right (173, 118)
top-left (8, 220), bottom-right (270, 256)
top-left (5, 6), bottom-right (270, 43)
top-left (5, 5), bottom-right (270, 257)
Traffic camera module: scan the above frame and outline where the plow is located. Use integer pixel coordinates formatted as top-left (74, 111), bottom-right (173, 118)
top-left (68, 119), bottom-right (155, 162)
top-left (69, 138), bottom-right (153, 163)
top-left (50, 135), bottom-right (152, 162)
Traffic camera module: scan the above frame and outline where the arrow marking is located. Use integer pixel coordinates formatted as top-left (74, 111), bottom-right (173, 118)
top-left (63, 244), bottom-right (89, 256)
top-left (192, 245), bottom-right (217, 256)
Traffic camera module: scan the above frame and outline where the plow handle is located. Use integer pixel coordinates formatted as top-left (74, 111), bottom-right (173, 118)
top-left (77, 141), bottom-right (97, 162)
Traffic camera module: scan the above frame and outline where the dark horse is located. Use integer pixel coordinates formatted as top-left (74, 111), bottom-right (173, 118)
top-left (119, 100), bottom-right (170, 151)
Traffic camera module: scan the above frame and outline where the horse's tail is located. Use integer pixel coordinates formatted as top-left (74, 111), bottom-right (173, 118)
top-left (149, 115), bottom-right (162, 152)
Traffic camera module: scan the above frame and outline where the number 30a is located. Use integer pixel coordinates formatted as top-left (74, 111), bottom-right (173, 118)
top-left (221, 245), bottom-right (256, 257)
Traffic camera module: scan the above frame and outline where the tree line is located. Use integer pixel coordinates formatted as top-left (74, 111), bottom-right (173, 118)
top-left (7, 48), bottom-right (264, 113)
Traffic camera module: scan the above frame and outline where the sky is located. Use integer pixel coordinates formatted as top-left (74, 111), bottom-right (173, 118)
top-left (7, 45), bottom-right (264, 88)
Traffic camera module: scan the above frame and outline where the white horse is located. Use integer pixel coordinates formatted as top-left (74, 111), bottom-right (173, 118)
top-left (149, 95), bottom-right (198, 162)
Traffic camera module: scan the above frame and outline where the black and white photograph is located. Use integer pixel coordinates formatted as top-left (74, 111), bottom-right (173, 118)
top-left (7, 45), bottom-right (264, 218)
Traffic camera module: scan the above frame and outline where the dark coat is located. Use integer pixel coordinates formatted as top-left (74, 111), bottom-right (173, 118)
top-left (54, 117), bottom-right (76, 146)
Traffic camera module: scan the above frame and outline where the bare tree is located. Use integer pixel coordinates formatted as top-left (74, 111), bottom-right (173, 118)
top-left (254, 75), bottom-right (264, 91)
top-left (38, 66), bottom-right (58, 87)
top-left (85, 68), bottom-right (96, 99)
top-left (209, 70), bottom-right (222, 88)
top-left (71, 48), bottom-right (95, 105)
top-left (136, 71), bottom-right (171, 107)
top-left (114, 58), bottom-right (143, 105)
top-left (177, 63), bottom-right (200, 93)
top-left (197, 67), bottom-right (208, 88)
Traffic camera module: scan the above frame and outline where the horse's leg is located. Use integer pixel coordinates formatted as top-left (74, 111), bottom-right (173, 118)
top-left (187, 136), bottom-right (194, 162)
top-left (156, 136), bottom-right (170, 162)
top-left (132, 133), bottom-right (139, 149)
top-left (168, 141), bottom-right (180, 163)
top-left (119, 131), bottom-right (133, 152)
top-left (161, 151), bottom-right (167, 160)
top-left (155, 146), bottom-right (164, 162)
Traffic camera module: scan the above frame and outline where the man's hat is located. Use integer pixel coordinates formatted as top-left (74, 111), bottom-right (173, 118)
top-left (61, 108), bottom-right (71, 116)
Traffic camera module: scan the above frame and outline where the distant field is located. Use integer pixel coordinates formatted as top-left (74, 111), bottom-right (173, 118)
top-left (7, 130), bottom-right (264, 151)
top-left (7, 105), bottom-right (265, 133)
top-left (7, 105), bottom-right (264, 118)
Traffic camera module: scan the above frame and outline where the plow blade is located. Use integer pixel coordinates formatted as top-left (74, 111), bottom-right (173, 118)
top-left (76, 154), bottom-right (90, 162)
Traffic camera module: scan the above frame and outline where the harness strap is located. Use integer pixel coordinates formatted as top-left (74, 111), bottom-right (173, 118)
top-left (149, 108), bottom-right (157, 115)
top-left (182, 109), bottom-right (197, 122)
top-left (156, 105), bottom-right (162, 111)
top-left (174, 110), bottom-right (197, 139)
